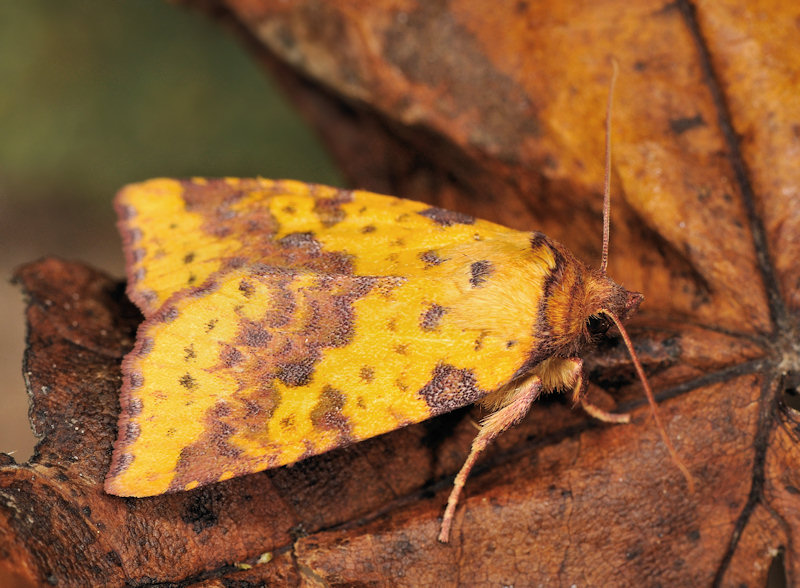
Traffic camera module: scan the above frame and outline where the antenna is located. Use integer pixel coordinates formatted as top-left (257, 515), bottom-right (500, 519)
top-left (602, 310), bottom-right (696, 492)
top-left (598, 62), bottom-right (693, 491)
top-left (600, 59), bottom-right (618, 275)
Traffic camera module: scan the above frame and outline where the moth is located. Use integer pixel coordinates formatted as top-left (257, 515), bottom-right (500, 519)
top-left (105, 73), bottom-right (690, 543)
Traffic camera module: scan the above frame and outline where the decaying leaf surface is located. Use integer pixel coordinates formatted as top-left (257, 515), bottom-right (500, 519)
top-left (1, 0), bottom-right (799, 585)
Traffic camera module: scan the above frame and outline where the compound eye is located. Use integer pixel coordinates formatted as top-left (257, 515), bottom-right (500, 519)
top-left (586, 315), bottom-right (610, 335)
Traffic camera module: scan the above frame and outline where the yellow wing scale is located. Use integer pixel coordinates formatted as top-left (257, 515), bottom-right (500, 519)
top-left (116, 178), bottom-right (233, 314)
top-left (107, 178), bottom-right (559, 496)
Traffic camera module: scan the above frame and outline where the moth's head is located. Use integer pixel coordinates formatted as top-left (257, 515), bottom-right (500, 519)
top-left (544, 242), bottom-right (643, 357)
top-left (585, 272), bottom-right (643, 328)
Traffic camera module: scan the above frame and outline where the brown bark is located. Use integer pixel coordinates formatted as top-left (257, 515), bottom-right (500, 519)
top-left (2, 0), bottom-right (799, 585)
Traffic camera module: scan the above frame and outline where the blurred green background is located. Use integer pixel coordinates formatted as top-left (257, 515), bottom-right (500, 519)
top-left (0, 1), bottom-right (340, 460)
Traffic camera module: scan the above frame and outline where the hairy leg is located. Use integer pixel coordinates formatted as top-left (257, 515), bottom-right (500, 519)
top-left (439, 375), bottom-right (542, 543)
top-left (580, 396), bottom-right (631, 424)
top-left (439, 357), bottom-right (632, 542)
top-left (568, 357), bottom-right (631, 424)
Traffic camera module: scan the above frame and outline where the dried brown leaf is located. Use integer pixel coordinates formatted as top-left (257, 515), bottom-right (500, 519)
top-left (2, 1), bottom-right (799, 585)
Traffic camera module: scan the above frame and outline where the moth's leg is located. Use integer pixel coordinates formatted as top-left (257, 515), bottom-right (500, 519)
top-left (581, 397), bottom-right (631, 424)
top-left (569, 358), bottom-right (631, 424)
top-left (438, 375), bottom-right (542, 543)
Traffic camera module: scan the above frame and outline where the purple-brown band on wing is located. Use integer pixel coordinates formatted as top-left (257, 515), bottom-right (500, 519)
top-left (160, 271), bottom-right (382, 492)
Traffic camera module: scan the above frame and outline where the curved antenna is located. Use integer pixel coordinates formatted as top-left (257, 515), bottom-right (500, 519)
top-left (600, 59), bottom-right (619, 275)
top-left (602, 309), bottom-right (696, 492)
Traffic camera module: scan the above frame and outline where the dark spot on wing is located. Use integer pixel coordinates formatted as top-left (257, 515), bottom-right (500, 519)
top-left (238, 279), bottom-right (255, 298)
top-left (470, 260), bottom-right (493, 287)
top-left (418, 364), bottom-right (486, 415)
top-left (420, 250), bottom-right (445, 267)
top-left (277, 356), bottom-right (317, 387)
top-left (360, 366), bottom-right (375, 382)
top-left (418, 207), bottom-right (475, 227)
top-left (420, 304), bottom-right (447, 331)
top-left (179, 373), bottom-right (197, 390)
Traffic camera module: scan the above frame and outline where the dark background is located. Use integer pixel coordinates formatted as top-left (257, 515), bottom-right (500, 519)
top-left (0, 1), bottom-right (340, 460)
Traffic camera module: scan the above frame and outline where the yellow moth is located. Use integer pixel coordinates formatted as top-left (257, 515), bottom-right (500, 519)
top-left (105, 68), bottom-right (690, 542)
